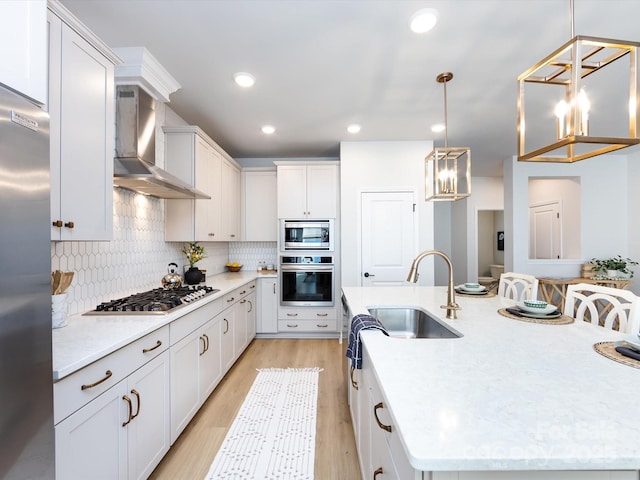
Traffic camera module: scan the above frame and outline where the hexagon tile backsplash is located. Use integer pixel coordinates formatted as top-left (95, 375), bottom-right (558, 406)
top-left (51, 188), bottom-right (277, 315)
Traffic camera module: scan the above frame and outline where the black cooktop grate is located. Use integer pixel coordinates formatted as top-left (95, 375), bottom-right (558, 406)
top-left (87, 286), bottom-right (219, 315)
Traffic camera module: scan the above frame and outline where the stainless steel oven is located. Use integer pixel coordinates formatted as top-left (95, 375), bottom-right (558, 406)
top-left (281, 220), bottom-right (334, 251)
top-left (280, 256), bottom-right (334, 306)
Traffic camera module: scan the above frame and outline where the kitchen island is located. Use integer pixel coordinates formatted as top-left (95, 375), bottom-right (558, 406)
top-left (342, 286), bottom-right (640, 479)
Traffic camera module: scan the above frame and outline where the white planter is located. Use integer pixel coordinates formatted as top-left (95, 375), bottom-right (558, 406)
top-left (606, 269), bottom-right (620, 278)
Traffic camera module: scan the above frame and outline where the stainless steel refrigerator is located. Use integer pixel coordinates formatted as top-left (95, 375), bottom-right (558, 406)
top-left (0, 84), bottom-right (54, 478)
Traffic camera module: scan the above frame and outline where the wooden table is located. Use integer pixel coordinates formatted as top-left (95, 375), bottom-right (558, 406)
top-left (538, 277), bottom-right (633, 314)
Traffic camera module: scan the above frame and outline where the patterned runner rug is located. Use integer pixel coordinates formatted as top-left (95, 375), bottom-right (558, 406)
top-left (205, 367), bottom-right (322, 480)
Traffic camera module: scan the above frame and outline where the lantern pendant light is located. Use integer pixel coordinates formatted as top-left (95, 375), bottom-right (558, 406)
top-left (517, 0), bottom-right (640, 163)
top-left (425, 72), bottom-right (471, 201)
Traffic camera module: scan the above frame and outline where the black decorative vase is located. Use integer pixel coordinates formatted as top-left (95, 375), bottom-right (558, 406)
top-left (184, 266), bottom-right (202, 285)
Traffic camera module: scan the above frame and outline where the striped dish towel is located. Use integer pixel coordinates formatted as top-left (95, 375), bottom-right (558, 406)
top-left (346, 314), bottom-right (388, 369)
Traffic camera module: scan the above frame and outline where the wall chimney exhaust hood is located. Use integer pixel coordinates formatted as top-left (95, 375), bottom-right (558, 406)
top-left (113, 85), bottom-right (210, 199)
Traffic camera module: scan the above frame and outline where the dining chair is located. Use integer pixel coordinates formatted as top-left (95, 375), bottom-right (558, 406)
top-left (498, 272), bottom-right (539, 302)
top-left (564, 283), bottom-right (640, 334)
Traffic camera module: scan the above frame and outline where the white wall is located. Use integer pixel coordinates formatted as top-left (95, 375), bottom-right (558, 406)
top-left (340, 141), bottom-right (434, 287)
top-left (627, 150), bottom-right (640, 295)
top-left (505, 153), bottom-right (629, 279)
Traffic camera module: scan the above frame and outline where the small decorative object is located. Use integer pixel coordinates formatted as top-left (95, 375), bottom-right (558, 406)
top-left (51, 293), bottom-right (68, 329)
top-left (497, 231), bottom-right (504, 251)
top-left (523, 299), bottom-right (548, 309)
top-left (591, 256), bottom-right (638, 279)
top-left (226, 262), bottom-right (243, 272)
top-left (182, 242), bottom-right (206, 285)
top-left (581, 262), bottom-right (596, 279)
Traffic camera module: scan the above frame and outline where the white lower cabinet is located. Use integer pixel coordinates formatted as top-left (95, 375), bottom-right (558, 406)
top-left (257, 277), bottom-right (278, 333)
top-left (170, 316), bottom-right (222, 444)
top-left (278, 306), bottom-right (338, 333)
top-left (55, 332), bottom-right (170, 480)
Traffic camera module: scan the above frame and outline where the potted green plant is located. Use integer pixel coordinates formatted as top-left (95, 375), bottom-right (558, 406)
top-left (590, 255), bottom-right (638, 278)
top-left (182, 242), bottom-right (207, 284)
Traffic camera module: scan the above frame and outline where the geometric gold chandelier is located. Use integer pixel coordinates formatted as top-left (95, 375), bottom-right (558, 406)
top-left (425, 72), bottom-right (471, 201)
top-left (517, 0), bottom-right (640, 163)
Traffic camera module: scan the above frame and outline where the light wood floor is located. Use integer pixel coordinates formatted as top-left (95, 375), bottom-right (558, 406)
top-left (149, 338), bottom-right (361, 480)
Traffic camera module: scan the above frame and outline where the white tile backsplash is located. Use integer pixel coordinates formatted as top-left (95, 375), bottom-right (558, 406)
top-left (51, 188), bottom-right (278, 315)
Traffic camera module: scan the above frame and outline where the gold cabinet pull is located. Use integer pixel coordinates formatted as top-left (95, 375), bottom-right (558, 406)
top-left (52, 220), bottom-right (63, 228)
top-left (240, 299), bottom-right (247, 304)
top-left (64, 221), bottom-right (74, 229)
top-left (81, 370), bottom-right (112, 390)
top-left (350, 366), bottom-right (358, 390)
top-left (122, 395), bottom-right (133, 427)
top-left (240, 290), bottom-right (246, 295)
top-left (286, 313), bottom-right (298, 317)
top-left (316, 313), bottom-right (328, 317)
top-left (286, 324), bottom-right (298, 328)
top-left (203, 333), bottom-right (209, 353)
top-left (317, 324), bottom-right (328, 328)
top-left (374, 402), bottom-right (392, 432)
top-left (247, 300), bottom-right (253, 313)
top-left (227, 297), bottom-right (235, 303)
top-left (373, 467), bottom-right (383, 479)
top-left (130, 389), bottom-right (140, 420)
top-left (223, 318), bottom-right (229, 334)
top-left (142, 340), bottom-right (162, 353)
top-left (199, 335), bottom-right (206, 356)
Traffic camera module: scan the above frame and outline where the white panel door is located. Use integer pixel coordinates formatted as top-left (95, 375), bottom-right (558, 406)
top-left (361, 191), bottom-right (416, 286)
top-left (529, 202), bottom-right (561, 259)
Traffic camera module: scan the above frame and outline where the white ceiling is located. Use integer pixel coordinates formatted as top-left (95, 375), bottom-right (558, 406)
top-left (60, 0), bottom-right (640, 176)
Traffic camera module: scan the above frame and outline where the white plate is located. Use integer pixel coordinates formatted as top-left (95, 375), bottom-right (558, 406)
top-left (515, 301), bottom-right (558, 315)
top-left (455, 284), bottom-right (487, 294)
top-left (514, 309), bottom-right (562, 319)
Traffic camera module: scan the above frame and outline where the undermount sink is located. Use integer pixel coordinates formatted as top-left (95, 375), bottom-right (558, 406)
top-left (367, 306), bottom-right (463, 339)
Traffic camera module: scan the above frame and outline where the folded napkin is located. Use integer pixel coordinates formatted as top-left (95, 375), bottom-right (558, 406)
top-left (615, 346), bottom-right (640, 362)
top-left (346, 314), bottom-right (388, 369)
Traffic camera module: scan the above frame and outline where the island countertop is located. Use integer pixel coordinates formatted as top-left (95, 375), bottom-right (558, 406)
top-left (342, 285), bottom-right (640, 473)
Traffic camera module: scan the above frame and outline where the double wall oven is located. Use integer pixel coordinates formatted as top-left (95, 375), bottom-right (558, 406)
top-left (279, 219), bottom-right (335, 307)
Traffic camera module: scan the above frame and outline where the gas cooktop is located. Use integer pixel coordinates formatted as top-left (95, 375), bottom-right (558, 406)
top-left (85, 286), bottom-right (220, 315)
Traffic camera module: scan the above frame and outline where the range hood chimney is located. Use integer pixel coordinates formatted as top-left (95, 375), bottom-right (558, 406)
top-left (113, 85), bottom-right (210, 199)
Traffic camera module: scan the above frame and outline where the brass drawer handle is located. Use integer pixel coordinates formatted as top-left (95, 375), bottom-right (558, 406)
top-left (286, 324), bottom-right (298, 328)
top-left (240, 299), bottom-right (247, 304)
top-left (81, 370), bottom-right (112, 390)
top-left (247, 300), bottom-right (253, 312)
top-left (350, 366), bottom-right (358, 390)
top-left (131, 389), bottom-right (140, 420)
top-left (316, 313), bottom-right (328, 317)
top-left (142, 340), bottom-right (162, 353)
top-left (240, 290), bottom-right (246, 295)
top-left (373, 467), bottom-right (383, 479)
top-left (317, 324), bottom-right (328, 328)
top-left (52, 220), bottom-right (63, 228)
top-left (122, 395), bottom-right (133, 427)
top-left (64, 221), bottom-right (74, 229)
top-left (286, 313), bottom-right (298, 317)
top-left (203, 333), bottom-right (209, 352)
top-left (374, 402), bottom-right (392, 432)
top-left (227, 297), bottom-right (235, 303)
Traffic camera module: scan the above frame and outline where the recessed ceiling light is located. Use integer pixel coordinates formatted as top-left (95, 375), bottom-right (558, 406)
top-left (261, 125), bottom-right (275, 134)
top-left (431, 123), bottom-right (446, 133)
top-left (234, 72), bottom-right (255, 88)
top-left (410, 8), bottom-right (438, 34)
top-left (347, 124), bottom-right (361, 134)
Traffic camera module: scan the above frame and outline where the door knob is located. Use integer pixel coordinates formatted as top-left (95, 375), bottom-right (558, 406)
top-left (364, 272), bottom-right (375, 277)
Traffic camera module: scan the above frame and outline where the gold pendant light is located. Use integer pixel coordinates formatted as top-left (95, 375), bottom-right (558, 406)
top-left (517, 0), bottom-right (640, 163)
top-left (425, 72), bottom-right (471, 201)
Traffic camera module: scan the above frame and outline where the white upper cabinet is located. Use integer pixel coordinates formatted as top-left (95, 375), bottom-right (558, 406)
top-left (48, 2), bottom-right (119, 241)
top-left (0, 0), bottom-right (47, 104)
top-left (276, 162), bottom-right (338, 219)
top-left (164, 126), bottom-right (240, 242)
top-left (242, 170), bottom-right (277, 241)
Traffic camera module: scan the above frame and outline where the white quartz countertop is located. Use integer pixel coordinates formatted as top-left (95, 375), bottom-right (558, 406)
top-left (53, 271), bottom-right (264, 380)
top-left (342, 286), bottom-right (640, 472)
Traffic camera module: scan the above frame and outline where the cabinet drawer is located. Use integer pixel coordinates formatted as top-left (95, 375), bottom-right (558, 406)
top-left (170, 297), bottom-right (223, 345)
top-left (278, 306), bottom-right (336, 321)
top-left (54, 325), bottom-right (169, 425)
top-left (278, 319), bottom-right (337, 332)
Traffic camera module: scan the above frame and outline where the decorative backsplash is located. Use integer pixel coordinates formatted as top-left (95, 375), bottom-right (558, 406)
top-left (51, 188), bottom-right (278, 315)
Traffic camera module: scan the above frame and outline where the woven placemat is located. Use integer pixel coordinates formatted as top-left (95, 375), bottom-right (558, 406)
top-left (593, 342), bottom-right (640, 369)
top-left (497, 308), bottom-right (574, 325)
top-left (455, 290), bottom-right (497, 298)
